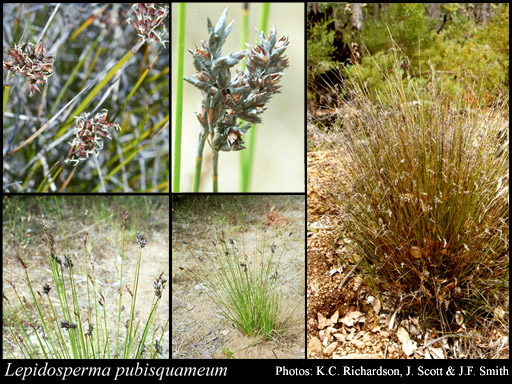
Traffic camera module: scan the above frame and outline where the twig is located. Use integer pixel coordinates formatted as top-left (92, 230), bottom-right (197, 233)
top-left (338, 260), bottom-right (362, 289)
top-left (422, 333), bottom-right (471, 350)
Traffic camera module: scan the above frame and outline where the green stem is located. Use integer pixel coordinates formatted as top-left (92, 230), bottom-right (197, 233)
top-left (115, 223), bottom-right (126, 357)
top-left (212, 149), bottom-right (219, 192)
top-left (192, 130), bottom-right (207, 192)
top-left (239, 3), bottom-right (250, 190)
top-left (173, 3), bottom-right (186, 192)
top-left (123, 246), bottom-right (142, 358)
top-left (240, 3), bottom-right (271, 192)
top-left (55, 41), bottom-right (143, 140)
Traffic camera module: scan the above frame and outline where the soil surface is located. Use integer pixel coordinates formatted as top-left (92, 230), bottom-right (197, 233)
top-left (171, 196), bottom-right (305, 359)
top-left (307, 150), bottom-right (406, 358)
top-left (306, 149), bottom-right (509, 359)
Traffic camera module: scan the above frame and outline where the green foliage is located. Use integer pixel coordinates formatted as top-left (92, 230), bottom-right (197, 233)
top-left (192, 232), bottom-right (296, 340)
top-left (472, 3), bottom-right (509, 86)
top-left (362, 3), bottom-right (435, 57)
top-left (307, 19), bottom-right (336, 68)
top-left (3, 197), bottom-right (169, 358)
top-left (322, 3), bottom-right (509, 108)
top-left (307, 19), bottom-right (336, 103)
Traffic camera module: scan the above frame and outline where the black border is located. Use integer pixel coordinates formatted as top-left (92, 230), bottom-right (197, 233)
top-left (1, 1), bottom-right (509, 381)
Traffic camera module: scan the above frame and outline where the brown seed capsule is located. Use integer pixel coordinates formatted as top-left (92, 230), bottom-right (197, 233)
top-left (409, 246), bottom-right (422, 259)
top-left (136, 231), bottom-right (147, 248)
top-left (42, 283), bottom-right (51, 295)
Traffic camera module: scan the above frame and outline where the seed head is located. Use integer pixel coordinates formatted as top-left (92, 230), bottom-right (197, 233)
top-left (127, 3), bottom-right (169, 48)
top-left (3, 42), bottom-right (55, 97)
top-left (60, 320), bottom-right (77, 330)
top-left (84, 323), bottom-right (94, 337)
top-left (136, 231), bottom-right (147, 248)
top-left (64, 109), bottom-right (121, 167)
top-left (121, 210), bottom-right (130, 226)
top-left (42, 214), bottom-right (56, 256)
top-left (42, 283), bottom-right (51, 295)
top-left (153, 272), bottom-right (167, 299)
top-left (184, 8), bottom-right (288, 154)
top-left (154, 340), bottom-right (162, 355)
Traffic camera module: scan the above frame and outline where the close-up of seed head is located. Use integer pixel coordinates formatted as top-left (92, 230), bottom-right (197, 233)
top-left (3, 3), bottom-right (169, 192)
top-left (3, 41), bottom-right (55, 96)
top-left (172, 3), bottom-right (304, 193)
top-left (64, 109), bottom-right (121, 167)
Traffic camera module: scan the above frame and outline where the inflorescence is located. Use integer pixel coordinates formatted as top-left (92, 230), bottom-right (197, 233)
top-left (64, 109), bottom-right (121, 167)
top-left (127, 3), bottom-right (169, 48)
top-left (184, 8), bottom-right (289, 152)
top-left (3, 42), bottom-right (55, 97)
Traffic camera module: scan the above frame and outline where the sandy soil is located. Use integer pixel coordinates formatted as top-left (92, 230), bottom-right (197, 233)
top-left (171, 195), bottom-right (305, 359)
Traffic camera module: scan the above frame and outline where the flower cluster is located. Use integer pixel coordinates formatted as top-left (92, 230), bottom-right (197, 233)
top-left (42, 283), bottom-right (51, 295)
top-left (184, 8), bottom-right (289, 153)
top-left (3, 42), bottom-right (55, 97)
top-left (94, 3), bottom-right (129, 34)
top-left (41, 214), bottom-right (56, 257)
top-left (121, 209), bottom-right (130, 227)
top-left (127, 3), bottom-right (169, 48)
top-left (153, 272), bottom-right (167, 299)
top-left (136, 231), bottom-right (147, 248)
top-left (60, 320), bottom-right (77, 330)
top-left (64, 109), bottom-right (121, 167)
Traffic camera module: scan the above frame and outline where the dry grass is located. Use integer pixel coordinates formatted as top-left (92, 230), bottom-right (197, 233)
top-left (309, 46), bottom-right (508, 357)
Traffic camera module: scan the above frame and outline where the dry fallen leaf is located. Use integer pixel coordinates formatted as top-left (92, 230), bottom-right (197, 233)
top-left (373, 298), bottom-right (381, 315)
top-left (397, 327), bottom-right (417, 356)
top-left (327, 310), bottom-right (339, 326)
top-left (324, 342), bottom-right (338, 356)
top-left (387, 310), bottom-right (398, 330)
top-left (340, 311), bottom-right (363, 327)
top-left (317, 312), bottom-right (327, 330)
top-left (409, 246), bottom-right (422, 259)
top-left (429, 346), bottom-right (444, 359)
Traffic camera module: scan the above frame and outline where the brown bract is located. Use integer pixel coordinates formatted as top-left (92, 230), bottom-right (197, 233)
top-left (3, 42), bottom-right (55, 96)
top-left (128, 3), bottom-right (169, 48)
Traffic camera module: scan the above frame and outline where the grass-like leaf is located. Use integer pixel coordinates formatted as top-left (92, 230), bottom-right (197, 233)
top-left (192, 231), bottom-right (296, 340)
top-left (328, 45), bottom-right (508, 334)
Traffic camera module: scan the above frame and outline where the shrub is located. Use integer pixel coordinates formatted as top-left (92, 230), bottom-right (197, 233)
top-left (307, 18), bottom-right (337, 105)
top-left (353, 3), bottom-right (509, 108)
top-left (332, 47), bottom-right (508, 334)
top-left (362, 3), bottom-right (435, 57)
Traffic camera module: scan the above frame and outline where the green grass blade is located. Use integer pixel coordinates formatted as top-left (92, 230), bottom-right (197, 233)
top-left (92, 143), bottom-right (145, 192)
top-left (173, 2), bottom-right (186, 192)
top-left (3, 84), bottom-right (9, 121)
top-left (55, 46), bottom-right (138, 140)
top-left (240, 3), bottom-right (271, 192)
top-left (50, 34), bottom-right (101, 115)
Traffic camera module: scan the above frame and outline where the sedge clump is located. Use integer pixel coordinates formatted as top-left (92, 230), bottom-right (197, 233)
top-left (330, 46), bottom-right (508, 337)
